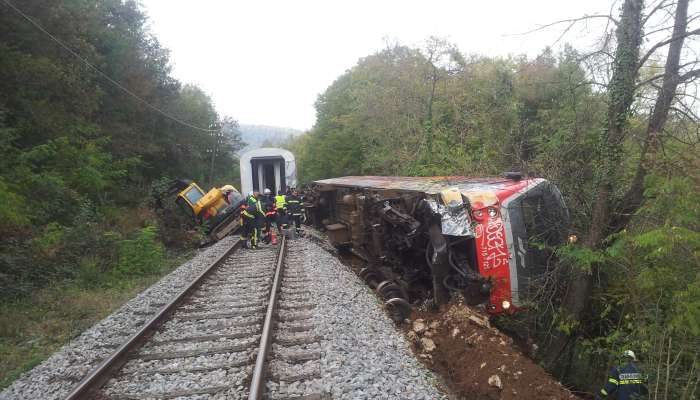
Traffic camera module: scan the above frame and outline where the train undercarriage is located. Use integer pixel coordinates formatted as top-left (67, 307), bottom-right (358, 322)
top-left (304, 175), bottom-right (569, 320)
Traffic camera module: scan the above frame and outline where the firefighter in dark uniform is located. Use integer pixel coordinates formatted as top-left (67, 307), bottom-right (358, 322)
top-left (240, 191), bottom-right (258, 249)
top-left (261, 188), bottom-right (277, 244)
top-left (596, 350), bottom-right (648, 400)
top-left (251, 191), bottom-right (265, 247)
top-left (286, 189), bottom-right (303, 234)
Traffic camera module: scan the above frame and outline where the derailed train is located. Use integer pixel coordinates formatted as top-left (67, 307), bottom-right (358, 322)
top-left (304, 174), bottom-right (569, 315)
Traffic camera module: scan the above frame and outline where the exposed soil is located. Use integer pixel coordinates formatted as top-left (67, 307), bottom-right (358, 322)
top-left (309, 229), bottom-right (581, 400)
top-left (405, 302), bottom-right (580, 400)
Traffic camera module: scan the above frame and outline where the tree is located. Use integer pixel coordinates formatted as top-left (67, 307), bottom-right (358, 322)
top-left (542, 0), bottom-right (700, 370)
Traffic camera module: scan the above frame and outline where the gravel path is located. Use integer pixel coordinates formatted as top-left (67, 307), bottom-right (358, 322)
top-left (289, 236), bottom-right (446, 400)
top-left (0, 237), bottom-right (239, 400)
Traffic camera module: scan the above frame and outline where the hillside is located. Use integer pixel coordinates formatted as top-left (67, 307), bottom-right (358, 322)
top-left (237, 124), bottom-right (303, 152)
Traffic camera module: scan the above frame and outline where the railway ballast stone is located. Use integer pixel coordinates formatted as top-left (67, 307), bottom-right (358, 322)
top-left (291, 238), bottom-right (447, 399)
top-left (0, 236), bottom-right (238, 400)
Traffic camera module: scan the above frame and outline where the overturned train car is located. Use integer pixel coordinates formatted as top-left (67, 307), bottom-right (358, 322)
top-left (307, 175), bottom-right (569, 314)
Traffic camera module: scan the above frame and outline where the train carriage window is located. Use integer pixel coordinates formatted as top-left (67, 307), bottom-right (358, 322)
top-left (520, 193), bottom-right (565, 270)
top-left (520, 194), bottom-right (563, 247)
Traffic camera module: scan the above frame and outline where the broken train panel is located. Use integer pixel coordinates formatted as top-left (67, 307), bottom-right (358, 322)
top-left (308, 175), bottom-right (569, 315)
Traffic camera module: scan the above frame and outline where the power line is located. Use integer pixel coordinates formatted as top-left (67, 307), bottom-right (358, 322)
top-left (2, 0), bottom-right (220, 133)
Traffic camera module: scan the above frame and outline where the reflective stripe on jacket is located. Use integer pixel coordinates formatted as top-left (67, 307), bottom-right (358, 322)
top-left (600, 362), bottom-right (647, 399)
top-left (286, 195), bottom-right (302, 215)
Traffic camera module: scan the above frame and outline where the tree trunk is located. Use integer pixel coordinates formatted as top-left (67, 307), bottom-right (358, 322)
top-left (612, 0), bottom-right (689, 234)
top-left (543, 0), bottom-right (645, 368)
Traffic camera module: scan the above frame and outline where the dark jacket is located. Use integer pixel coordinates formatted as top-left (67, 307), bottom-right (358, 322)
top-left (286, 194), bottom-right (302, 215)
top-left (599, 362), bottom-right (648, 400)
top-left (261, 194), bottom-right (276, 215)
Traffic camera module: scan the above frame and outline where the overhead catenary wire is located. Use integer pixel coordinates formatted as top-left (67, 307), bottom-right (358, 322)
top-left (1, 0), bottom-right (221, 133)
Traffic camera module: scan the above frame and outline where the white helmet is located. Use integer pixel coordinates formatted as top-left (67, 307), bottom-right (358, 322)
top-left (623, 350), bottom-right (637, 361)
top-left (220, 184), bottom-right (235, 193)
top-left (263, 188), bottom-right (272, 195)
top-left (247, 191), bottom-right (254, 197)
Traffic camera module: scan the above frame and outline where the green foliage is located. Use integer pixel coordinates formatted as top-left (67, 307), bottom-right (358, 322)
top-left (0, 0), bottom-right (240, 301)
top-left (292, 44), bottom-right (604, 231)
top-left (0, 178), bottom-right (29, 230)
top-left (568, 175), bottom-right (700, 395)
top-left (556, 244), bottom-right (605, 275)
top-left (114, 226), bottom-right (165, 277)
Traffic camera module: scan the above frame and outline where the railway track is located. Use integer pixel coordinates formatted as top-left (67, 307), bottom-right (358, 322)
top-left (63, 235), bottom-right (326, 400)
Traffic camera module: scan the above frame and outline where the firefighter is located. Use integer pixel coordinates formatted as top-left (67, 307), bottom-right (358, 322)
top-left (240, 191), bottom-right (258, 249)
top-left (595, 350), bottom-right (648, 400)
top-left (286, 188), bottom-right (303, 234)
top-left (261, 188), bottom-right (278, 245)
top-left (252, 190), bottom-right (265, 246)
top-left (275, 190), bottom-right (288, 232)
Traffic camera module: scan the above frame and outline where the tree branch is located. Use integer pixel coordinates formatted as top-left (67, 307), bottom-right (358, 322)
top-left (679, 68), bottom-right (700, 82)
top-left (505, 14), bottom-right (619, 37)
top-left (642, 0), bottom-right (673, 27)
top-left (637, 27), bottom-right (700, 70)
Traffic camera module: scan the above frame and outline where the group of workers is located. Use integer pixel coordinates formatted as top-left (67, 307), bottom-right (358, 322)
top-left (239, 187), bottom-right (303, 249)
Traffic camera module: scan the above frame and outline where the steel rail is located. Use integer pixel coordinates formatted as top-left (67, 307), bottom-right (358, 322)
top-left (248, 234), bottom-right (287, 400)
top-left (64, 239), bottom-right (242, 400)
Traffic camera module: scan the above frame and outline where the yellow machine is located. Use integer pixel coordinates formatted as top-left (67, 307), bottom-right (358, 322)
top-left (175, 182), bottom-right (244, 242)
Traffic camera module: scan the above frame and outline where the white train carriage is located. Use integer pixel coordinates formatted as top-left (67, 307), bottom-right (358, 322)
top-left (240, 147), bottom-right (297, 195)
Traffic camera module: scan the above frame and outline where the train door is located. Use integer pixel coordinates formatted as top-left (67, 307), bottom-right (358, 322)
top-left (251, 157), bottom-right (287, 194)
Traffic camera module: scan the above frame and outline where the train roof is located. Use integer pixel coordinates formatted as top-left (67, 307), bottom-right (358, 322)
top-left (314, 175), bottom-right (542, 195)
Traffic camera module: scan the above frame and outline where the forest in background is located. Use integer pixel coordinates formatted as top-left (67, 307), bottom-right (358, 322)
top-left (287, 1), bottom-right (700, 396)
top-left (0, 0), bottom-right (242, 386)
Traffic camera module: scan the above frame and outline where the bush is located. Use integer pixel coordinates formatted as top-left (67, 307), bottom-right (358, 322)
top-left (113, 226), bottom-right (165, 277)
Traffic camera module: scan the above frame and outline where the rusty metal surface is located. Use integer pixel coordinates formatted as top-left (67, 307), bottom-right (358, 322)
top-left (314, 176), bottom-right (518, 194)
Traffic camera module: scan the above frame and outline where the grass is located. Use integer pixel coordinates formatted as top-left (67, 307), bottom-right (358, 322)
top-left (0, 251), bottom-right (192, 390)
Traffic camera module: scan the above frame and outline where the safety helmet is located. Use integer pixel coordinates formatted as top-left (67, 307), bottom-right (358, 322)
top-left (264, 188), bottom-right (272, 195)
top-left (221, 184), bottom-right (235, 193)
top-left (247, 191), bottom-right (254, 197)
top-left (623, 350), bottom-right (637, 361)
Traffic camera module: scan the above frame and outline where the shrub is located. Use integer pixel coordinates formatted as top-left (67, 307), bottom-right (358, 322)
top-left (114, 226), bottom-right (165, 277)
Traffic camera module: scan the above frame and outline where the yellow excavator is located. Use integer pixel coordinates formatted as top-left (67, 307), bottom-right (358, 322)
top-left (169, 180), bottom-right (245, 242)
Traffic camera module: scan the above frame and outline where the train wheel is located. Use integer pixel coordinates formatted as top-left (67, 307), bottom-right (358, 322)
top-left (359, 268), bottom-right (382, 289)
top-left (385, 298), bottom-right (411, 322)
top-left (376, 281), bottom-right (408, 301)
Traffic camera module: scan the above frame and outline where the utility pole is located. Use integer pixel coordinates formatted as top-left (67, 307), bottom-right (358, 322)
top-left (208, 128), bottom-right (222, 185)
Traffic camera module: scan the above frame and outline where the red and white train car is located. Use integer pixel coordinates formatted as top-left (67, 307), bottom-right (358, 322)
top-left (309, 174), bottom-right (569, 314)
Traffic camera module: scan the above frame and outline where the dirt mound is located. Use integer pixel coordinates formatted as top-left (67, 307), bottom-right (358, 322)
top-left (405, 303), bottom-right (580, 400)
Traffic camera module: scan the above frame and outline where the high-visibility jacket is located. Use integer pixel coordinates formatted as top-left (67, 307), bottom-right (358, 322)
top-left (241, 196), bottom-right (256, 219)
top-left (275, 194), bottom-right (287, 210)
top-left (246, 195), bottom-right (264, 217)
top-left (598, 362), bottom-right (647, 400)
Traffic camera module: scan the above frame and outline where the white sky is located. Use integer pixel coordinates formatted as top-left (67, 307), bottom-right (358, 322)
top-left (141, 0), bottom-right (617, 131)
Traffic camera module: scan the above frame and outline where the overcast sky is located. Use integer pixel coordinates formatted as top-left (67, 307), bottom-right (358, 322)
top-left (141, 0), bottom-right (617, 131)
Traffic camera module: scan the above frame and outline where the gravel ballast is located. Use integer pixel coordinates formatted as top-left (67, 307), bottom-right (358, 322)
top-left (288, 237), bottom-right (446, 400)
top-left (0, 237), bottom-right (239, 400)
